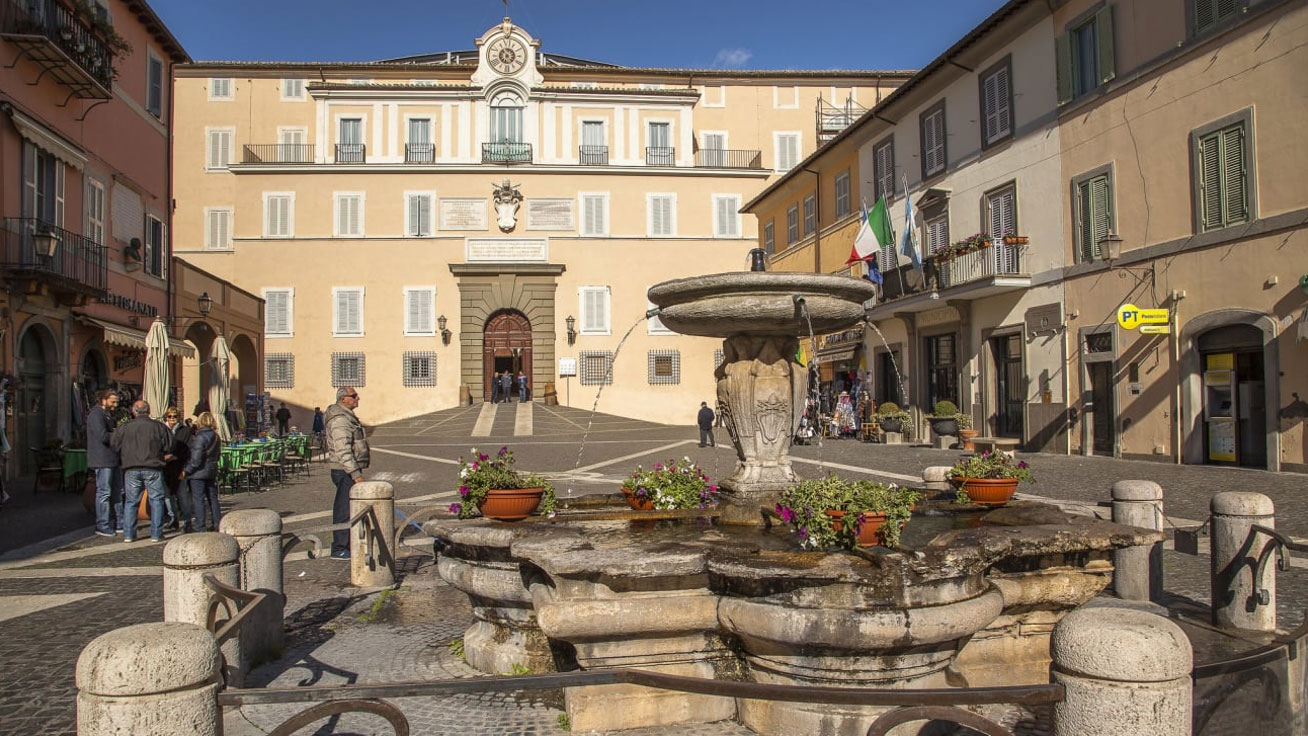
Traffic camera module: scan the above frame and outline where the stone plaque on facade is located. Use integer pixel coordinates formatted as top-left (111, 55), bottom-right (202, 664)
top-left (440, 198), bottom-right (487, 231)
top-left (465, 237), bottom-right (549, 263)
top-left (1025, 303), bottom-right (1064, 337)
top-left (916, 306), bottom-right (960, 328)
top-left (526, 198), bottom-right (574, 231)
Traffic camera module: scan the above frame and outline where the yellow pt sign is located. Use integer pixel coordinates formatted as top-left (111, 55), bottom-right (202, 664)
top-left (1117, 303), bottom-right (1170, 330)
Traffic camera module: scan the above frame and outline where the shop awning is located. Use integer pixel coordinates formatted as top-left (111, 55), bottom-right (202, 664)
top-left (814, 347), bottom-right (857, 364)
top-left (79, 317), bottom-right (196, 359)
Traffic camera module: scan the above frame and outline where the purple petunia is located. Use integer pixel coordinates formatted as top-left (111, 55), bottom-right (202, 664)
top-left (1018, 460), bottom-right (1028, 469)
top-left (448, 503), bottom-right (462, 515)
top-left (459, 485), bottom-right (469, 498)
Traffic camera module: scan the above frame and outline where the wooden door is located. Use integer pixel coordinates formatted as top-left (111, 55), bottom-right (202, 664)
top-left (483, 311), bottom-right (533, 400)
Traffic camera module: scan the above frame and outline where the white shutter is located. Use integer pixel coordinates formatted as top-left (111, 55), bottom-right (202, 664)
top-left (336, 195), bottom-right (361, 236)
top-left (206, 210), bottom-right (231, 250)
top-left (777, 134), bottom-right (799, 171)
top-left (405, 289), bottom-right (434, 334)
top-left (21, 144), bottom-right (36, 218)
top-left (581, 195), bottom-right (606, 236)
top-left (875, 141), bottom-right (893, 201)
top-left (650, 196), bottom-right (673, 236)
top-left (207, 131), bottom-right (231, 169)
top-left (335, 289), bottom-right (362, 335)
top-left (264, 290), bottom-right (291, 335)
top-left (581, 288), bottom-right (609, 333)
top-left (54, 163), bottom-right (64, 227)
top-left (266, 196), bottom-right (282, 236)
top-left (703, 133), bottom-right (725, 150)
top-left (407, 194), bottom-right (432, 236)
top-left (278, 128), bottom-right (304, 145)
top-left (715, 196), bottom-right (739, 237)
top-left (983, 67), bottom-right (1011, 144)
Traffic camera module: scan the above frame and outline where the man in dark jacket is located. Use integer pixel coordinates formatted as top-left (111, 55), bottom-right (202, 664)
top-left (110, 400), bottom-right (174, 543)
top-left (500, 370), bottom-right (514, 403)
top-left (697, 401), bottom-right (716, 447)
top-left (88, 390), bottom-right (122, 537)
top-left (275, 402), bottom-right (291, 435)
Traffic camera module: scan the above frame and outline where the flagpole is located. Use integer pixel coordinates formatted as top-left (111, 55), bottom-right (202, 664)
top-left (894, 175), bottom-right (908, 297)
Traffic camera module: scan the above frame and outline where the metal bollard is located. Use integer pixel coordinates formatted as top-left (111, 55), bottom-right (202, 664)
top-left (350, 480), bottom-right (396, 588)
top-left (219, 509), bottom-right (285, 664)
top-left (1210, 491), bottom-right (1276, 631)
top-left (163, 532), bottom-right (244, 686)
top-left (1111, 480), bottom-right (1164, 602)
top-left (1051, 607), bottom-right (1192, 736)
top-left (77, 622), bottom-right (222, 736)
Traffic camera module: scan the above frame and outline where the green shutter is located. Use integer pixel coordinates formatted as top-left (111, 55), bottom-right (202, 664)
top-left (1096, 5), bottom-right (1116, 85)
top-left (1198, 131), bottom-right (1223, 231)
top-left (1221, 125), bottom-right (1248, 225)
top-left (1089, 175), bottom-right (1112, 257)
top-left (1194, 0), bottom-right (1215, 34)
top-left (1055, 32), bottom-right (1073, 105)
top-left (1076, 180), bottom-right (1093, 261)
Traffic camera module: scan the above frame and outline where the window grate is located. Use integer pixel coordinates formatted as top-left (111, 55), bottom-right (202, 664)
top-left (647, 350), bottom-right (681, 385)
top-left (265, 354), bottom-right (294, 388)
top-left (714, 349), bottom-right (725, 372)
top-left (579, 350), bottom-right (613, 386)
top-left (403, 351), bottom-right (437, 387)
top-left (332, 352), bottom-right (366, 387)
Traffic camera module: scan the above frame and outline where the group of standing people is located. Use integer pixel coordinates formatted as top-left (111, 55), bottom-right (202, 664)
top-left (489, 370), bottom-right (529, 403)
top-left (87, 390), bottom-right (223, 543)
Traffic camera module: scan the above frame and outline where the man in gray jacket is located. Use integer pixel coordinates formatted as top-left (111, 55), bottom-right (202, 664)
top-left (325, 386), bottom-right (369, 559)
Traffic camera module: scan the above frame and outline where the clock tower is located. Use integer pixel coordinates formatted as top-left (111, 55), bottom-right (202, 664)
top-left (471, 18), bottom-right (543, 88)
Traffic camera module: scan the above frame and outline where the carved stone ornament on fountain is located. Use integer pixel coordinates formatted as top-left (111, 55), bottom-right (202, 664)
top-left (492, 177), bottom-right (522, 232)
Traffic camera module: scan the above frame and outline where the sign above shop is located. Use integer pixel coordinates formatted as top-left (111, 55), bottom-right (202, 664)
top-left (98, 293), bottom-right (158, 317)
top-left (1139, 324), bottom-right (1172, 335)
top-left (1116, 303), bottom-right (1169, 331)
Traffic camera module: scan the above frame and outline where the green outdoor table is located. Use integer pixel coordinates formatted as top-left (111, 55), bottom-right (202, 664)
top-left (63, 449), bottom-right (88, 492)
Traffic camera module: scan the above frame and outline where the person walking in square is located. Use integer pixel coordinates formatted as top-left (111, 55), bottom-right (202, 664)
top-left (183, 412), bottom-right (223, 532)
top-left (88, 390), bottom-right (122, 537)
top-left (275, 402), bottom-right (291, 435)
top-left (111, 400), bottom-right (174, 543)
top-left (697, 401), bottom-right (716, 447)
top-left (517, 370), bottom-right (528, 402)
top-left (500, 370), bottom-right (514, 404)
top-left (490, 373), bottom-right (500, 403)
top-left (325, 386), bottom-right (369, 559)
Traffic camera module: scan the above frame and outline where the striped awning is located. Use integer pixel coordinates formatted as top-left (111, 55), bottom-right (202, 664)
top-left (79, 317), bottom-right (196, 359)
top-left (814, 347), bottom-right (857, 364)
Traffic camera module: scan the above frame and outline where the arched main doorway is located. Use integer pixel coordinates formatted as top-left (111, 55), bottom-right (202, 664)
top-left (17, 324), bottom-right (59, 474)
top-left (483, 311), bottom-right (532, 400)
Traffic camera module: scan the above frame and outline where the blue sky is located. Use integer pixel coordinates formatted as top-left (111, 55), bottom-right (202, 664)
top-left (149, 0), bottom-right (1007, 69)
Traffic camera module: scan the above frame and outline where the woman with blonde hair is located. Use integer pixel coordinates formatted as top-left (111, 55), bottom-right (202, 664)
top-left (183, 412), bottom-right (223, 531)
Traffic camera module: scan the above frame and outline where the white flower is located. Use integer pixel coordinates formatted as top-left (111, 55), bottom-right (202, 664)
top-left (459, 468), bottom-right (469, 478)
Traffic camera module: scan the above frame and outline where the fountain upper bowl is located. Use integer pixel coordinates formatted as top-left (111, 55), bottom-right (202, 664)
top-left (648, 272), bottom-right (877, 338)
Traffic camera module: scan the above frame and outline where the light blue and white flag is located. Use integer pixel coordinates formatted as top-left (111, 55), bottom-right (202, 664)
top-left (899, 174), bottom-right (922, 273)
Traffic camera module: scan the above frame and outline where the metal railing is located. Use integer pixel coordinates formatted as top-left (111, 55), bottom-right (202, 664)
top-left (481, 141), bottom-right (532, 164)
top-left (0, 218), bottom-right (108, 293)
top-left (936, 241), bottom-right (1025, 289)
top-left (0, 0), bottom-right (114, 95)
top-left (695, 148), bottom-right (763, 169)
top-left (404, 143), bottom-right (434, 163)
top-left (243, 144), bottom-right (315, 164)
top-left (335, 143), bottom-right (366, 164)
top-left (203, 573), bottom-right (268, 647)
top-left (578, 145), bottom-right (608, 165)
top-left (645, 146), bottom-right (675, 166)
top-left (281, 504), bottom-right (397, 579)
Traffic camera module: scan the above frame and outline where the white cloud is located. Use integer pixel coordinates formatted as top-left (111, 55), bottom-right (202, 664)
top-left (712, 48), bottom-right (752, 68)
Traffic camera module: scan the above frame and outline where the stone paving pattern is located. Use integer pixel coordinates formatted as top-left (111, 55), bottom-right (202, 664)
top-left (0, 404), bottom-right (1304, 735)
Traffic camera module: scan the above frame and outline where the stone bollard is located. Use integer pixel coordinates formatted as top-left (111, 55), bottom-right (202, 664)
top-left (1051, 607), bottom-right (1192, 736)
top-left (219, 509), bottom-right (285, 665)
top-left (1211, 491), bottom-right (1276, 632)
top-left (922, 466), bottom-right (954, 494)
top-left (77, 622), bottom-right (223, 736)
top-left (350, 481), bottom-right (396, 588)
top-left (164, 532), bottom-right (244, 686)
top-left (1111, 480), bottom-right (1164, 602)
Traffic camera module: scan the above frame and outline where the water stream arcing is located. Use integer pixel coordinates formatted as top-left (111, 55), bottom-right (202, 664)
top-left (568, 314), bottom-right (648, 495)
top-left (797, 301), bottom-right (825, 475)
top-left (865, 320), bottom-right (910, 420)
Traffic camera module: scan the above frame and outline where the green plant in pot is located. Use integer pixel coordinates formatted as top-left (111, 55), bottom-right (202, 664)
top-left (955, 412), bottom-right (980, 450)
top-left (622, 457), bottom-right (719, 511)
top-left (874, 401), bottom-right (910, 434)
top-left (950, 452), bottom-right (1033, 506)
top-left (449, 446), bottom-right (556, 521)
top-left (927, 400), bottom-right (960, 437)
top-left (775, 475), bottom-right (920, 549)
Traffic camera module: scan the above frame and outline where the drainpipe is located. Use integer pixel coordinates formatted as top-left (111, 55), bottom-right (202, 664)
top-left (804, 167), bottom-right (821, 272)
top-left (1172, 290), bottom-right (1185, 465)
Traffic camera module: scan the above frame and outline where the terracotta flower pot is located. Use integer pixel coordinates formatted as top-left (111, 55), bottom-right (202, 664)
top-left (477, 487), bottom-right (544, 521)
top-left (1003, 235), bottom-right (1029, 245)
top-left (825, 509), bottom-right (895, 547)
top-left (82, 477), bottom-right (96, 513)
top-left (956, 477), bottom-right (1019, 506)
top-left (137, 491), bottom-right (150, 521)
top-left (958, 428), bottom-right (980, 451)
top-left (621, 487), bottom-right (655, 511)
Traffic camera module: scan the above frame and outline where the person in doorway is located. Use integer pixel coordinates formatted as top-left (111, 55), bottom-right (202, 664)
top-left (325, 386), bottom-right (369, 559)
top-left (183, 412), bottom-right (223, 532)
top-left (490, 373), bottom-right (501, 403)
top-left (161, 408), bottom-right (193, 532)
top-left (275, 402), bottom-right (291, 435)
top-left (500, 370), bottom-right (514, 404)
top-left (88, 390), bottom-right (122, 537)
top-left (517, 370), bottom-right (528, 402)
top-left (697, 401), bottom-right (716, 447)
top-left (312, 407), bottom-right (325, 446)
top-left (111, 400), bottom-right (173, 543)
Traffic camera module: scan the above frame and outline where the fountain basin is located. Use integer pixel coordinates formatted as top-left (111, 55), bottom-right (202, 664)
top-left (648, 272), bottom-right (876, 337)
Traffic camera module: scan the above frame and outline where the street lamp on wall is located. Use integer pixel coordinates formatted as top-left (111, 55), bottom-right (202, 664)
top-left (1098, 233), bottom-right (1123, 267)
top-left (565, 315), bottom-right (576, 346)
top-left (197, 291), bottom-right (213, 316)
top-left (32, 228), bottom-right (60, 258)
top-left (438, 314), bottom-right (451, 345)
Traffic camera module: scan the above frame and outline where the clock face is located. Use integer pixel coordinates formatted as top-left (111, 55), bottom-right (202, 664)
top-left (488, 37), bottom-right (526, 75)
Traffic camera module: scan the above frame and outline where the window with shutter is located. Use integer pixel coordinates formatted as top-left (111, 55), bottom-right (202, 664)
top-left (206, 130), bottom-right (233, 170)
top-left (206, 208), bottom-right (232, 250)
top-left (775, 132), bottom-right (800, 171)
top-left (264, 193), bottom-right (293, 237)
top-left (263, 289), bottom-right (293, 336)
top-left (802, 196), bottom-right (816, 236)
top-left (404, 288), bottom-right (435, 335)
top-left (282, 79), bottom-right (305, 100)
top-left (648, 194), bottom-right (675, 236)
top-left (86, 179), bottom-right (105, 243)
top-left (147, 54), bottom-right (163, 117)
top-left (145, 215), bottom-right (164, 277)
top-left (920, 103), bottom-right (946, 179)
top-left (985, 185), bottom-right (1020, 273)
top-left (1193, 117), bottom-right (1251, 232)
top-left (1193, 0), bottom-right (1241, 36)
top-left (406, 193), bottom-right (432, 237)
top-left (926, 215), bottom-right (949, 255)
top-left (209, 78), bottom-right (233, 100)
top-left (714, 195), bottom-right (740, 238)
top-left (835, 172), bottom-right (851, 218)
top-left (579, 286), bottom-right (610, 334)
top-left (1073, 170), bottom-right (1113, 262)
top-left (786, 206), bottom-right (799, 244)
top-left (873, 137), bottom-right (894, 203)
top-left (1057, 7), bottom-right (1115, 103)
top-left (579, 194), bottom-right (607, 236)
top-left (763, 222), bottom-right (775, 253)
top-left (980, 60), bottom-right (1012, 147)
top-left (335, 193), bottom-right (363, 236)
top-left (333, 288), bottom-right (364, 336)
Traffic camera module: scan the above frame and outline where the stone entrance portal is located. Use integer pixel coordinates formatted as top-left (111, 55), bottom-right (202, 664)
top-left (484, 311), bottom-right (532, 399)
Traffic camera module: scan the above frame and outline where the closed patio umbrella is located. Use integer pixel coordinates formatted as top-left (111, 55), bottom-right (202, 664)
top-left (143, 318), bottom-right (170, 417)
top-left (208, 335), bottom-right (232, 442)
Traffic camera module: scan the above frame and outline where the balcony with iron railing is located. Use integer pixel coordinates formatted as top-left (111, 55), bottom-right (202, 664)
top-left (405, 143), bottom-right (434, 163)
top-left (242, 144), bottom-right (315, 164)
top-left (335, 143), bottom-right (366, 164)
top-left (1, 218), bottom-right (108, 298)
top-left (579, 145), bottom-right (608, 166)
top-left (482, 141), bottom-right (532, 164)
top-left (646, 146), bottom-right (675, 166)
top-left (694, 148), bottom-right (764, 170)
top-left (871, 240), bottom-right (1030, 315)
top-left (0, 0), bottom-right (114, 98)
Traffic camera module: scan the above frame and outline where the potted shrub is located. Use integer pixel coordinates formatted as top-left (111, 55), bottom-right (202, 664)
top-left (449, 446), bottom-right (556, 521)
top-left (776, 475), bottom-right (920, 549)
top-left (955, 412), bottom-right (980, 451)
top-left (927, 400), bottom-right (960, 437)
top-left (950, 452), bottom-right (1033, 506)
top-left (622, 457), bottom-right (718, 511)
top-left (874, 401), bottom-right (910, 434)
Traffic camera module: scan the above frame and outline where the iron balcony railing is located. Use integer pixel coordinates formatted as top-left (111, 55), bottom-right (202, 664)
top-left (579, 145), bottom-right (608, 165)
top-left (695, 148), bottom-right (764, 169)
top-left (405, 143), bottom-right (435, 163)
top-left (335, 143), bottom-right (366, 164)
top-left (482, 141), bottom-right (532, 164)
top-left (646, 146), bottom-right (675, 166)
top-left (0, 0), bottom-right (114, 96)
top-left (1, 217), bottom-right (108, 294)
top-left (879, 241), bottom-right (1026, 302)
top-left (242, 144), bottom-right (315, 164)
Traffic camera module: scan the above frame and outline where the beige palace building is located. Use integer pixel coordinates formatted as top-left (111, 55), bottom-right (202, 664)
top-left (171, 18), bottom-right (909, 426)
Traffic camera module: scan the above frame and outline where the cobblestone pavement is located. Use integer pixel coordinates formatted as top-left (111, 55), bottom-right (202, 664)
top-left (0, 404), bottom-right (1305, 735)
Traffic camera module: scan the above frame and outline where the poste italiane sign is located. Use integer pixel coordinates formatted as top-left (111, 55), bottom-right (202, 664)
top-left (1116, 303), bottom-right (1170, 331)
